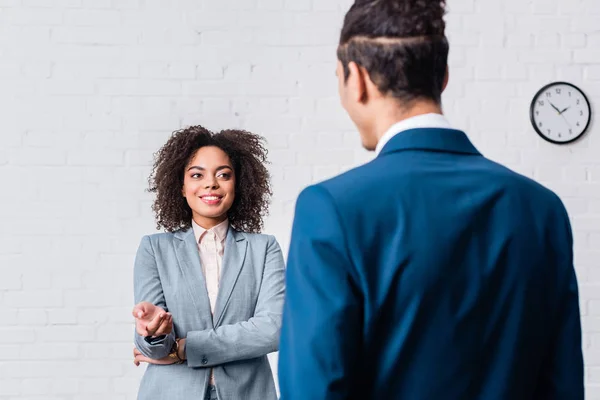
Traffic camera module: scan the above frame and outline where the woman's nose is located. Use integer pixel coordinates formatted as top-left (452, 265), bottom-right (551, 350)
top-left (205, 178), bottom-right (218, 189)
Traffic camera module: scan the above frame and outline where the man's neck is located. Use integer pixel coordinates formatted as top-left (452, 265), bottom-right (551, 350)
top-left (373, 100), bottom-right (443, 143)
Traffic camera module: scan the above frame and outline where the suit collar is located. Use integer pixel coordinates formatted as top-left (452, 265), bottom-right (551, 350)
top-left (173, 226), bottom-right (247, 327)
top-left (173, 224), bottom-right (239, 241)
top-left (213, 227), bottom-right (247, 326)
top-left (174, 227), bottom-right (212, 326)
top-left (375, 113), bottom-right (453, 155)
top-left (378, 128), bottom-right (481, 157)
top-left (174, 227), bottom-right (194, 241)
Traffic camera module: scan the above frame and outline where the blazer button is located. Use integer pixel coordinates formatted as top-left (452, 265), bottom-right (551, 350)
top-left (202, 357), bottom-right (208, 365)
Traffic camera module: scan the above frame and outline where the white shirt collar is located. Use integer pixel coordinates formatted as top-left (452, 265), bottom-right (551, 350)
top-left (375, 113), bottom-right (453, 156)
top-left (192, 218), bottom-right (229, 244)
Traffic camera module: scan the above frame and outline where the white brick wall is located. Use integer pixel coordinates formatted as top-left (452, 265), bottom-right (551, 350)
top-left (0, 0), bottom-right (598, 398)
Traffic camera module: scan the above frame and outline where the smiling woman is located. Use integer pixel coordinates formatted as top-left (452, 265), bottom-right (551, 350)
top-left (131, 125), bottom-right (285, 400)
top-left (148, 125), bottom-right (273, 233)
top-left (182, 146), bottom-right (237, 230)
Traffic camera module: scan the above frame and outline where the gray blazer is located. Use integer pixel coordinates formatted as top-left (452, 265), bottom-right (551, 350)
top-left (133, 226), bottom-right (285, 400)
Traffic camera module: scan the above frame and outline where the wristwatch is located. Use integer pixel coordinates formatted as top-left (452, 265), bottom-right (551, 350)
top-left (168, 338), bottom-right (185, 364)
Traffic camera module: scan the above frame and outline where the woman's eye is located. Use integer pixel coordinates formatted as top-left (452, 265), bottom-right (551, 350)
top-left (191, 173), bottom-right (202, 179)
top-left (218, 173), bottom-right (231, 179)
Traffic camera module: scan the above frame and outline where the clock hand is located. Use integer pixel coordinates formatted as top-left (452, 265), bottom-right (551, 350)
top-left (559, 106), bottom-right (570, 115)
top-left (549, 102), bottom-right (561, 114)
top-left (560, 113), bottom-right (572, 129)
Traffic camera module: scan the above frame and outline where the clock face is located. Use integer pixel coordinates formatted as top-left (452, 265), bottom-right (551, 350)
top-left (530, 82), bottom-right (591, 144)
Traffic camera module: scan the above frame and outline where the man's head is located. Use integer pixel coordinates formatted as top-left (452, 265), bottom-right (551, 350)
top-left (336, 0), bottom-right (450, 150)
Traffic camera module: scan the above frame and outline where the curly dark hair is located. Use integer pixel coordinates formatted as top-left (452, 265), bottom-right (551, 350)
top-left (338, 0), bottom-right (448, 105)
top-left (148, 126), bottom-right (272, 234)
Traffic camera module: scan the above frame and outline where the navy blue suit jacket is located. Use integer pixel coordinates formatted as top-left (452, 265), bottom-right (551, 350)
top-left (278, 128), bottom-right (583, 400)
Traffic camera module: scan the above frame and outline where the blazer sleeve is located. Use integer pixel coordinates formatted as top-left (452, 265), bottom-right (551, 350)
top-left (184, 235), bottom-right (285, 368)
top-left (278, 185), bottom-right (363, 400)
top-left (133, 235), bottom-right (176, 359)
top-left (534, 200), bottom-right (584, 399)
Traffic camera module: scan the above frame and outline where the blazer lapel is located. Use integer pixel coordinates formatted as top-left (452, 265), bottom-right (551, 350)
top-left (174, 228), bottom-right (213, 327)
top-left (213, 228), bottom-right (248, 326)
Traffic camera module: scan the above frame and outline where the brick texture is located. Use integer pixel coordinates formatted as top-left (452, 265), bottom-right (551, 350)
top-left (0, 0), bottom-right (599, 398)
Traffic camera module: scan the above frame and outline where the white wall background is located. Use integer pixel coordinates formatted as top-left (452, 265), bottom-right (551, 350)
top-left (0, 0), bottom-right (599, 398)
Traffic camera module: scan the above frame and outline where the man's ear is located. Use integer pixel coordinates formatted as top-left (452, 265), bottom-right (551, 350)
top-left (347, 61), bottom-right (367, 103)
top-left (361, 64), bottom-right (383, 103)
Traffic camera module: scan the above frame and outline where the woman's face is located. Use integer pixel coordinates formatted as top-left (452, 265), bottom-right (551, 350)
top-left (182, 146), bottom-right (236, 229)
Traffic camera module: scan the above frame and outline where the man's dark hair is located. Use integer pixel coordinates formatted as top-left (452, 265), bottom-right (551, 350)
top-left (148, 126), bottom-right (272, 233)
top-left (337, 0), bottom-right (449, 105)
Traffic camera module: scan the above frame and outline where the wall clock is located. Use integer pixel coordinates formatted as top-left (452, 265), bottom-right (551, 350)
top-left (530, 81), bottom-right (591, 144)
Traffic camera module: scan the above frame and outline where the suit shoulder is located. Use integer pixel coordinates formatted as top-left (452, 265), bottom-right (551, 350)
top-left (306, 161), bottom-right (377, 201)
top-left (144, 231), bottom-right (175, 241)
top-left (483, 159), bottom-right (568, 218)
top-left (140, 231), bottom-right (176, 248)
top-left (488, 159), bottom-right (561, 199)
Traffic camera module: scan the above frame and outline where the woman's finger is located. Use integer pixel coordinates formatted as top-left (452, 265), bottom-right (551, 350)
top-left (132, 302), bottom-right (149, 319)
top-left (145, 313), bottom-right (165, 336)
top-left (153, 315), bottom-right (173, 336)
top-left (135, 321), bottom-right (148, 337)
top-left (134, 354), bottom-right (152, 364)
top-left (135, 354), bottom-right (173, 365)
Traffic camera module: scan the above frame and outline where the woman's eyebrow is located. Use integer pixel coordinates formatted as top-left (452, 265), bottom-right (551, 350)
top-left (187, 165), bottom-right (232, 171)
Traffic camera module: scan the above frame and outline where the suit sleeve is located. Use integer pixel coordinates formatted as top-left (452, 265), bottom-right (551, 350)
top-left (534, 199), bottom-right (584, 399)
top-left (133, 235), bottom-right (176, 359)
top-left (278, 185), bottom-right (363, 400)
top-left (185, 235), bottom-right (285, 368)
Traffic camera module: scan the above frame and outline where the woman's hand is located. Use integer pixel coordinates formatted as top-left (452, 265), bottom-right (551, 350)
top-left (133, 347), bottom-right (177, 366)
top-left (133, 339), bottom-right (186, 366)
top-left (132, 301), bottom-right (173, 337)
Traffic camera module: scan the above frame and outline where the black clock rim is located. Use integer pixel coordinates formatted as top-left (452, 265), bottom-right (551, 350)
top-left (529, 81), bottom-right (592, 145)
